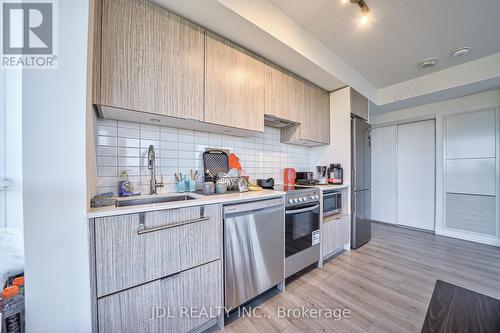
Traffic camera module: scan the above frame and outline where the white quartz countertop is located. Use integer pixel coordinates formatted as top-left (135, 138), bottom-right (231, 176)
top-left (87, 190), bottom-right (285, 219)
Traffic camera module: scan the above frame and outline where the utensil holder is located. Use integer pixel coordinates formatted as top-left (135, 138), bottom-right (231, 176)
top-left (177, 181), bottom-right (186, 193)
top-left (188, 180), bottom-right (196, 192)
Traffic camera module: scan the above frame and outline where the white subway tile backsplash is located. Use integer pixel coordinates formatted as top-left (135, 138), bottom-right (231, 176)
top-left (179, 129), bottom-right (195, 136)
top-left (141, 130), bottom-right (160, 140)
top-left (118, 147), bottom-right (140, 157)
top-left (179, 134), bottom-right (195, 143)
top-left (98, 119), bottom-right (117, 127)
top-left (97, 136), bottom-right (117, 147)
top-left (160, 141), bottom-right (178, 150)
top-left (95, 119), bottom-right (310, 195)
top-left (97, 156), bottom-right (117, 167)
top-left (117, 137), bottom-right (140, 148)
top-left (161, 131), bottom-right (178, 142)
top-left (140, 123), bottom-right (160, 132)
top-left (140, 139), bottom-right (160, 149)
top-left (118, 127), bottom-right (140, 138)
top-left (118, 157), bottom-right (141, 167)
top-left (118, 120), bottom-right (139, 129)
top-left (97, 125), bottom-right (117, 137)
top-left (98, 166), bottom-right (117, 177)
top-left (97, 146), bottom-right (117, 157)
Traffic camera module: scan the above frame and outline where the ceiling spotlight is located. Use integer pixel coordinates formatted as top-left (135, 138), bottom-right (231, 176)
top-left (360, 11), bottom-right (369, 24)
top-left (451, 47), bottom-right (471, 58)
top-left (419, 57), bottom-right (438, 69)
top-left (345, 0), bottom-right (370, 25)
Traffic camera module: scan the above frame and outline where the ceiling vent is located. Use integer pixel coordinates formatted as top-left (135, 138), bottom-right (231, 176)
top-left (419, 57), bottom-right (438, 69)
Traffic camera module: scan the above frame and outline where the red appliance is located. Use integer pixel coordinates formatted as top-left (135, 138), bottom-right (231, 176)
top-left (283, 168), bottom-right (296, 185)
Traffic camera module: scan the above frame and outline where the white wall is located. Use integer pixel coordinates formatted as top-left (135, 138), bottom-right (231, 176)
top-left (310, 87), bottom-right (351, 186)
top-left (22, 0), bottom-right (92, 331)
top-left (2, 70), bottom-right (24, 231)
top-left (371, 88), bottom-right (500, 246)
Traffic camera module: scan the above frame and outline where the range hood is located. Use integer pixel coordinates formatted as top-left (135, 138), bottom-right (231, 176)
top-left (264, 114), bottom-right (298, 128)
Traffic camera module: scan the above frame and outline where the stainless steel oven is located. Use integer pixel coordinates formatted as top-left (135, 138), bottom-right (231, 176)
top-left (323, 189), bottom-right (342, 217)
top-left (281, 187), bottom-right (321, 278)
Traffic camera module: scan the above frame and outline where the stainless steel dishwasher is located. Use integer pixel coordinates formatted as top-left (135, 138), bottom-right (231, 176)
top-left (224, 198), bottom-right (285, 309)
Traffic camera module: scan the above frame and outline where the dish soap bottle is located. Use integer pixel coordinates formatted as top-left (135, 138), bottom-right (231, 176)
top-left (118, 170), bottom-right (132, 197)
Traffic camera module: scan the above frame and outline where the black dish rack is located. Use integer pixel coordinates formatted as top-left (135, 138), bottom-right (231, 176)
top-left (202, 150), bottom-right (230, 183)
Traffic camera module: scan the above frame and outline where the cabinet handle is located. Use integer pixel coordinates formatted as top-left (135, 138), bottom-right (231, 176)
top-left (137, 216), bottom-right (209, 235)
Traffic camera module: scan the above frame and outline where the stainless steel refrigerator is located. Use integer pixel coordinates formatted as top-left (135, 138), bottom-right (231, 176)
top-left (351, 116), bottom-right (372, 249)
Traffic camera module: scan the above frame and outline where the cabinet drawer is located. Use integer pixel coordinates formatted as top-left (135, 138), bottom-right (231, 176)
top-left (98, 260), bottom-right (222, 333)
top-left (94, 204), bottom-right (222, 297)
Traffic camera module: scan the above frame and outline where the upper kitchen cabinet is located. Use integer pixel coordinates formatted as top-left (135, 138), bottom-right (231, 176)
top-left (264, 63), bottom-right (303, 124)
top-left (205, 32), bottom-right (265, 133)
top-left (350, 88), bottom-right (369, 121)
top-left (97, 0), bottom-right (205, 121)
top-left (306, 83), bottom-right (330, 144)
top-left (281, 83), bottom-right (330, 146)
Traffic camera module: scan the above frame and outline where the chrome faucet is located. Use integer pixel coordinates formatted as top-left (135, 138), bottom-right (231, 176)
top-left (148, 145), bottom-right (163, 195)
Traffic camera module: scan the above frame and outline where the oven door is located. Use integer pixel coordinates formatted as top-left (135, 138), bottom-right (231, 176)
top-left (323, 191), bottom-right (342, 217)
top-left (285, 203), bottom-right (320, 257)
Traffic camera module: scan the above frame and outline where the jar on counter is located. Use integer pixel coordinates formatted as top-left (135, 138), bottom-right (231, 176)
top-left (328, 164), bottom-right (343, 185)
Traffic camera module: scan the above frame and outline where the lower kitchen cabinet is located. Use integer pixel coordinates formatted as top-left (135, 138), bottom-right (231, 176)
top-left (98, 260), bottom-right (222, 333)
top-left (322, 214), bottom-right (350, 259)
top-left (89, 204), bottom-right (223, 333)
top-left (94, 205), bottom-right (221, 297)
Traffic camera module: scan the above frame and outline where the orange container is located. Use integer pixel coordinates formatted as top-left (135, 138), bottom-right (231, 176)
top-left (284, 168), bottom-right (296, 185)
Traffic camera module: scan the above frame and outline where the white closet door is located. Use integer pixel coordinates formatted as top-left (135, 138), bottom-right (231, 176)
top-left (371, 125), bottom-right (397, 224)
top-left (397, 120), bottom-right (436, 231)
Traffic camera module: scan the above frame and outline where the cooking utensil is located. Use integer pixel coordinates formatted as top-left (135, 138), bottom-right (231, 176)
top-left (257, 178), bottom-right (274, 189)
top-left (203, 182), bottom-right (215, 194)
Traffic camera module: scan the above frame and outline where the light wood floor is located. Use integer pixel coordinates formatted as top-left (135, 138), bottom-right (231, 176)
top-left (217, 222), bottom-right (500, 333)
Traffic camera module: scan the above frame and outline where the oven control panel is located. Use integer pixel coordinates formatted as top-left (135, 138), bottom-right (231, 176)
top-left (286, 189), bottom-right (320, 207)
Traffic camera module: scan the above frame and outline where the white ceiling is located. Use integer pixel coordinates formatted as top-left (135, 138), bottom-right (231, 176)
top-left (153, 0), bottom-right (348, 91)
top-left (270, 0), bottom-right (500, 88)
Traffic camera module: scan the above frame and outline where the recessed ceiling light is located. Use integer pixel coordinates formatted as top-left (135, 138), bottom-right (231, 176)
top-left (360, 11), bottom-right (369, 25)
top-left (344, 0), bottom-right (371, 25)
top-left (150, 118), bottom-right (160, 123)
top-left (451, 47), bottom-right (471, 58)
top-left (419, 57), bottom-right (438, 69)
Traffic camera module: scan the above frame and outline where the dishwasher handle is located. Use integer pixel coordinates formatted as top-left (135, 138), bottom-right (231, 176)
top-left (224, 198), bottom-right (284, 216)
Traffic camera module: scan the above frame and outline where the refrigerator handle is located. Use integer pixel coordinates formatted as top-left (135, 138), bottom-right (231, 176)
top-left (351, 191), bottom-right (355, 215)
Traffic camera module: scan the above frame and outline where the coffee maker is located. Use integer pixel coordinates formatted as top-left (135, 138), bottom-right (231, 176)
top-left (315, 166), bottom-right (328, 185)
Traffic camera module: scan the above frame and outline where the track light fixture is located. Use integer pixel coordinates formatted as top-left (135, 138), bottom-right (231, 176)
top-left (343, 0), bottom-right (370, 25)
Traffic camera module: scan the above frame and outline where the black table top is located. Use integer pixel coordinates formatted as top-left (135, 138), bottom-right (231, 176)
top-left (421, 280), bottom-right (500, 333)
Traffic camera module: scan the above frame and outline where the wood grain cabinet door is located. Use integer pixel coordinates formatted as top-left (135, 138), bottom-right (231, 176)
top-left (308, 84), bottom-right (330, 144)
top-left (94, 204), bottom-right (221, 297)
top-left (322, 215), bottom-right (349, 258)
top-left (264, 64), bottom-right (302, 123)
top-left (100, 0), bottom-right (204, 120)
top-left (205, 32), bottom-right (265, 132)
top-left (97, 260), bottom-right (222, 333)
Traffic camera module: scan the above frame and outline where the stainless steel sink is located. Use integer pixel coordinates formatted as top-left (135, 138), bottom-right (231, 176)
top-left (115, 195), bottom-right (197, 207)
